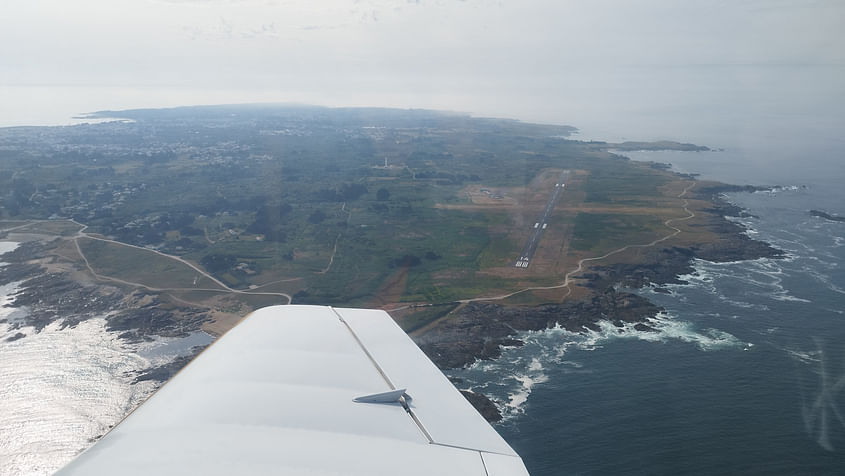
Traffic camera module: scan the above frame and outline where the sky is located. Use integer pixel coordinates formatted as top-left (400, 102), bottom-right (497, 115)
top-left (1, 0), bottom-right (844, 128)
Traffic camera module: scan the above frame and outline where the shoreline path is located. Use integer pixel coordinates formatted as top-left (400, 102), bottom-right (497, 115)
top-left (0, 218), bottom-right (292, 305)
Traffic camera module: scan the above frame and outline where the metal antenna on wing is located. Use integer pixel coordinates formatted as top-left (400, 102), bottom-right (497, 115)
top-left (353, 388), bottom-right (410, 404)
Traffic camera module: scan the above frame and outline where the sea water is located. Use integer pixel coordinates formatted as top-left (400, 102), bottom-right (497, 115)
top-left (451, 66), bottom-right (845, 474)
top-left (456, 183), bottom-right (845, 474)
top-left (0, 241), bottom-right (213, 475)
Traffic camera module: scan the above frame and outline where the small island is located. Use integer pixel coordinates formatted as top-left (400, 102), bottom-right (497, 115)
top-left (0, 105), bottom-right (782, 420)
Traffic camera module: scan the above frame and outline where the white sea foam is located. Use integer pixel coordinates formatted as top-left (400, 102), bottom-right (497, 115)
top-left (453, 325), bottom-right (589, 419)
top-left (505, 358), bottom-right (549, 413)
top-left (456, 221), bottom-right (837, 421)
top-left (690, 257), bottom-right (817, 306)
top-left (527, 357), bottom-right (544, 372)
top-left (586, 314), bottom-right (743, 352)
top-left (786, 347), bottom-right (821, 364)
top-left (804, 253), bottom-right (840, 269)
top-left (673, 261), bottom-right (768, 309)
top-left (754, 185), bottom-right (801, 195)
top-left (457, 305), bottom-right (749, 420)
top-left (671, 261), bottom-right (719, 294)
top-left (768, 223), bottom-right (842, 264)
top-left (720, 295), bottom-right (771, 310)
top-left (801, 265), bottom-right (845, 295)
top-left (770, 293), bottom-right (812, 303)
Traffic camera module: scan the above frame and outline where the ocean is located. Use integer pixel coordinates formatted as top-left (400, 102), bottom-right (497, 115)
top-left (456, 183), bottom-right (845, 474)
top-left (451, 67), bottom-right (845, 474)
top-left (0, 241), bottom-right (212, 475)
top-left (1, 65), bottom-right (844, 474)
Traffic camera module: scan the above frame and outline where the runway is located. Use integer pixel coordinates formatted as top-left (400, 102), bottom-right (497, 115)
top-left (514, 170), bottom-right (569, 268)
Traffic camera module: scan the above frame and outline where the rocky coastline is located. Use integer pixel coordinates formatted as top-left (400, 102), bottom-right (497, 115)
top-left (415, 289), bottom-right (662, 369)
top-left (0, 241), bottom-right (207, 342)
top-left (411, 183), bottom-right (784, 420)
top-left (414, 184), bottom-right (783, 370)
top-left (1, 182), bottom-right (785, 422)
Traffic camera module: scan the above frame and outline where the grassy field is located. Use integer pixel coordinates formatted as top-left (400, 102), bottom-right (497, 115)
top-left (0, 107), bottom-right (717, 314)
top-left (3, 220), bottom-right (82, 236)
top-left (570, 212), bottom-right (669, 254)
top-left (78, 237), bottom-right (225, 290)
top-left (398, 303), bottom-right (460, 332)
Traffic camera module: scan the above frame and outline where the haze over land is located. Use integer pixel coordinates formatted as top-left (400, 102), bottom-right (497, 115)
top-left (2, 0), bottom-right (844, 137)
top-left (2, 1), bottom-right (845, 475)
top-left (0, 105), bottom-right (747, 336)
top-left (0, 104), bottom-right (785, 475)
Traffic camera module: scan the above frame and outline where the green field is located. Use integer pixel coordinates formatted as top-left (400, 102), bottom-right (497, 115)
top-left (571, 212), bottom-right (668, 254)
top-left (0, 105), bottom-right (703, 310)
top-left (78, 238), bottom-right (225, 291)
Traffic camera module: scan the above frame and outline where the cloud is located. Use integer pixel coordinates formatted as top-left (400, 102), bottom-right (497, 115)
top-left (3, 0), bottom-right (843, 123)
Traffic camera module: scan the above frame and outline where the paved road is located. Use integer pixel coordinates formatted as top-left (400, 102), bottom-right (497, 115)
top-left (514, 170), bottom-right (569, 268)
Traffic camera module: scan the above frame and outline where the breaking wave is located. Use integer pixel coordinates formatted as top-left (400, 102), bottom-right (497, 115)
top-left (454, 311), bottom-right (744, 420)
top-left (506, 358), bottom-right (549, 412)
top-left (671, 257), bottom-right (813, 307)
top-left (586, 314), bottom-right (743, 352)
top-left (754, 185), bottom-right (802, 195)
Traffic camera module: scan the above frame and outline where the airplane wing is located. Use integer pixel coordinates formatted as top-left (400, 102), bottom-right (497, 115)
top-left (57, 305), bottom-right (530, 475)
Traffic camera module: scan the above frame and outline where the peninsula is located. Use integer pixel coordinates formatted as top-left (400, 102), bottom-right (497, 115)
top-left (0, 105), bottom-right (781, 419)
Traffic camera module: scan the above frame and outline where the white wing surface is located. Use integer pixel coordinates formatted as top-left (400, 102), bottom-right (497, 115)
top-left (57, 305), bottom-right (530, 475)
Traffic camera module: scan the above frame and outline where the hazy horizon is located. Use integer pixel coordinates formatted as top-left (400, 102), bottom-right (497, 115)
top-left (3, 3), bottom-right (845, 474)
top-left (3, 1), bottom-right (844, 142)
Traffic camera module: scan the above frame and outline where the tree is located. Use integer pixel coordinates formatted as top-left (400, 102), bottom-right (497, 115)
top-left (246, 203), bottom-right (292, 241)
top-left (376, 187), bottom-right (390, 201)
top-left (308, 210), bottom-right (327, 224)
top-left (200, 254), bottom-right (237, 273)
top-left (392, 254), bottom-right (421, 268)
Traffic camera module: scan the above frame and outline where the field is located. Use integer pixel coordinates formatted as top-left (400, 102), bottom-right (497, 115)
top-left (0, 106), bottom-right (718, 323)
top-left (78, 238), bottom-right (225, 291)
